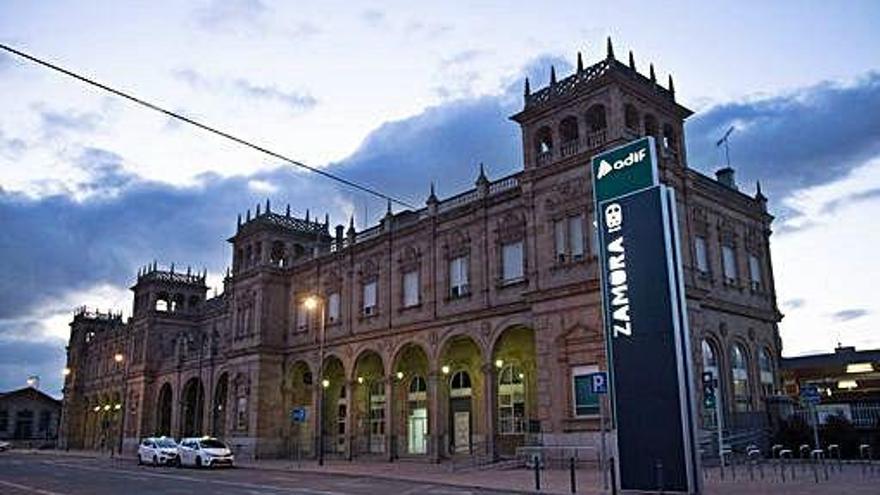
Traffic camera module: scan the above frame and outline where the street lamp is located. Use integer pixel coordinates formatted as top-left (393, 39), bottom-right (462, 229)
top-left (304, 294), bottom-right (326, 466)
top-left (114, 353), bottom-right (124, 363)
top-left (112, 352), bottom-right (128, 456)
top-left (63, 367), bottom-right (71, 377)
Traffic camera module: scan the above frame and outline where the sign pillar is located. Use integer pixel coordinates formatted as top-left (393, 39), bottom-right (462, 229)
top-left (591, 137), bottom-right (701, 494)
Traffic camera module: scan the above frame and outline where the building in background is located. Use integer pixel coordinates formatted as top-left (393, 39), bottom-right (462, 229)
top-left (781, 345), bottom-right (880, 428)
top-left (59, 41), bottom-right (782, 460)
top-left (0, 386), bottom-right (62, 448)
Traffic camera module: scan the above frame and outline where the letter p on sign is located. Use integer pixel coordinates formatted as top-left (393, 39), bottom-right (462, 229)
top-left (591, 372), bottom-right (608, 394)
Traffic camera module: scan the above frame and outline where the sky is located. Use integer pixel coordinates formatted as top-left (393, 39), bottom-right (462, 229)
top-left (1, 0), bottom-right (879, 397)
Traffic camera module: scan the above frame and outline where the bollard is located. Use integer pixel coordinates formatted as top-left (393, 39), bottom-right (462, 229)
top-left (610, 457), bottom-right (617, 495)
top-left (655, 459), bottom-right (664, 493)
top-left (533, 455), bottom-right (541, 491)
top-left (569, 457), bottom-right (576, 494)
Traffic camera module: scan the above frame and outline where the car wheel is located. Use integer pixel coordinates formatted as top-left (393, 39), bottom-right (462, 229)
top-left (152, 455), bottom-right (158, 467)
top-left (195, 457), bottom-right (202, 469)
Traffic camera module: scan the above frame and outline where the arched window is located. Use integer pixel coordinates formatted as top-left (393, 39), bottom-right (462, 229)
top-left (662, 123), bottom-right (677, 152)
top-left (534, 127), bottom-right (553, 164)
top-left (624, 104), bottom-right (639, 130)
top-left (559, 116), bottom-right (579, 157)
top-left (702, 339), bottom-right (719, 379)
top-left (759, 348), bottom-right (774, 396)
top-left (409, 376), bottom-right (427, 397)
top-left (155, 292), bottom-right (170, 312)
top-left (450, 370), bottom-right (472, 397)
top-left (269, 240), bottom-right (286, 267)
top-left (498, 364), bottom-right (526, 434)
top-left (407, 376), bottom-right (428, 454)
top-left (644, 114), bottom-right (659, 138)
top-left (730, 344), bottom-right (751, 412)
top-left (585, 104), bottom-right (607, 132)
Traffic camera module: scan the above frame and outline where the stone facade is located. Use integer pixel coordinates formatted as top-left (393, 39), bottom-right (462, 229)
top-left (60, 45), bottom-right (782, 460)
top-left (0, 386), bottom-right (61, 447)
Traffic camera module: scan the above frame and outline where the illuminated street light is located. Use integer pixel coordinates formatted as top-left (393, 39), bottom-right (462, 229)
top-left (63, 367), bottom-right (71, 376)
top-left (396, 371), bottom-right (404, 380)
top-left (103, 404), bottom-right (111, 411)
top-left (495, 359), bottom-right (504, 369)
top-left (357, 376), bottom-right (364, 384)
top-left (93, 406), bottom-right (101, 412)
top-left (114, 403), bottom-right (121, 410)
top-left (838, 380), bottom-right (858, 390)
top-left (321, 379), bottom-right (330, 388)
top-left (114, 353), bottom-right (124, 363)
top-left (304, 296), bottom-right (319, 311)
top-left (441, 365), bottom-right (450, 375)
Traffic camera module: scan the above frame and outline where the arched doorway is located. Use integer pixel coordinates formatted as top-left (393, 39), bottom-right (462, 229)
top-left (320, 355), bottom-right (346, 456)
top-left (180, 378), bottom-right (205, 437)
top-left (156, 384), bottom-right (172, 436)
top-left (289, 361), bottom-right (313, 457)
top-left (440, 335), bottom-right (483, 456)
top-left (392, 343), bottom-right (430, 457)
top-left (212, 373), bottom-right (228, 437)
top-left (492, 326), bottom-right (537, 456)
top-left (353, 350), bottom-right (385, 455)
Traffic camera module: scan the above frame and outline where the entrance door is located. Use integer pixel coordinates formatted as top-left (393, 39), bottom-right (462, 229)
top-left (453, 411), bottom-right (471, 453)
top-left (408, 408), bottom-right (427, 454)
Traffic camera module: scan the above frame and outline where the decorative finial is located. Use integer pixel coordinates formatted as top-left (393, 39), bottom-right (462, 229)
top-left (427, 181), bottom-right (438, 204)
top-left (606, 36), bottom-right (614, 59)
top-left (755, 181), bottom-right (766, 201)
top-left (668, 74), bottom-right (675, 94)
top-left (524, 77), bottom-right (530, 97)
top-left (187, 266), bottom-right (191, 276)
top-left (265, 198), bottom-right (270, 213)
top-left (256, 203), bottom-right (261, 216)
top-left (286, 204), bottom-right (291, 217)
top-left (628, 50), bottom-right (635, 70)
top-left (386, 200), bottom-right (392, 216)
top-left (246, 209), bottom-right (251, 221)
top-left (550, 65), bottom-right (557, 85)
top-left (577, 52), bottom-right (584, 72)
top-left (305, 209), bottom-right (310, 222)
top-left (237, 213), bottom-right (242, 228)
top-left (649, 63), bottom-right (656, 83)
top-left (170, 263), bottom-right (175, 273)
top-left (325, 213), bottom-right (329, 226)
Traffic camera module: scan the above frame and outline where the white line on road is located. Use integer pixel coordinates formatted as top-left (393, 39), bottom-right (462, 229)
top-left (0, 479), bottom-right (68, 495)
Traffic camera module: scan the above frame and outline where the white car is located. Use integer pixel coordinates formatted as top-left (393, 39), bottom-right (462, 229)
top-left (177, 437), bottom-right (234, 468)
top-left (0, 440), bottom-right (11, 452)
top-left (137, 437), bottom-right (179, 466)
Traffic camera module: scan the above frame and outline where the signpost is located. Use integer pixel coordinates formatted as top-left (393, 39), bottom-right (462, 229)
top-left (591, 372), bottom-right (610, 490)
top-left (800, 386), bottom-right (822, 450)
top-left (592, 137), bottom-right (701, 494)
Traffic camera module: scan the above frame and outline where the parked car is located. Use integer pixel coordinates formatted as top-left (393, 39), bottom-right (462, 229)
top-left (0, 440), bottom-right (11, 452)
top-left (177, 437), bottom-right (234, 468)
top-left (137, 437), bottom-right (179, 466)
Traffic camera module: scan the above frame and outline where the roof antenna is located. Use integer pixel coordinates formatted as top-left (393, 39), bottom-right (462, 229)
top-left (715, 126), bottom-right (735, 167)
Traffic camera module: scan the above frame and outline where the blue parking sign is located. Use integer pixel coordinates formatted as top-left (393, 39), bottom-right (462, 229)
top-left (591, 372), bottom-right (609, 394)
top-left (291, 407), bottom-right (307, 423)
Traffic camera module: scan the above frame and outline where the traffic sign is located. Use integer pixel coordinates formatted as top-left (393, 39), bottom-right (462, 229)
top-left (800, 385), bottom-right (821, 405)
top-left (291, 407), bottom-right (307, 423)
top-left (591, 372), bottom-right (609, 394)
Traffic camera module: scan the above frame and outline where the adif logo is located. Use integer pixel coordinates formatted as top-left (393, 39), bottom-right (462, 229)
top-left (596, 148), bottom-right (648, 180)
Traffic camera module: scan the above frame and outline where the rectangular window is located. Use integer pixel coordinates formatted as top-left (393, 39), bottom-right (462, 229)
top-left (363, 281), bottom-right (377, 316)
top-left (570, 215), bottom-right (585, 260)
top-left (722, 245), bottom-right (737, 281)
top-left (694, 236), bottom-right (709, 273)
top-left (449, 256), bottom-right (469, 297)
top-left (327, 292), bottom-right (340, 323)
top-left (554, 220), bottom-right (567, 262)
top-left (403, 270), bottom-right (419, 307)
top-left (571, 365), bottom-right (600, 417)
top-left (296, 302), bottom-right (308, 331)
top-left (749, 254), bottom-right (762, 289)
top-left (501, 241), bottom-right (524, 282)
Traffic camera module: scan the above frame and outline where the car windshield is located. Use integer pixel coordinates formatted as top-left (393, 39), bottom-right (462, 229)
top-left (156, 439), bottom-right (176, 448)
top-left (200, 439), bottom-right (227, 449)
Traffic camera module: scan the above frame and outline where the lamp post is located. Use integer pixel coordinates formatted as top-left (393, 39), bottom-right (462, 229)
top-left (113, 352), bottom-right (127, 455)
top-left (304, 295), bottom-right (326, 466)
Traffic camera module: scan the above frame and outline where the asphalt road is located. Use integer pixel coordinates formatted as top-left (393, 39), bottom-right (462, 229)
top-left (0, 453), bottom-right (512, 495)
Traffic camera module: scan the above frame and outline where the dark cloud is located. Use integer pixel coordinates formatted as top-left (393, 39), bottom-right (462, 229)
top-left (820, 187), bottom-right (880, 215)
top-left (233, 79), bottom-right (317, 113)
top-left (685, 73), bottom-right (880, 206)
top-left (832, 309), bottom-right (869, 322)
top-left (193, 0), bottom-right (268, 32)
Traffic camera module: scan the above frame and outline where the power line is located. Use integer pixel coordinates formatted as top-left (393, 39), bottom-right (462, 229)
top-left (0, 42), bottom-right (415, 209)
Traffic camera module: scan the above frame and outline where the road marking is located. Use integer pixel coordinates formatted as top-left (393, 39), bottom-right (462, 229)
top-left (0, 479), bottom-right (67, 495)
top-left (32, 460), bottom-right (346, 495)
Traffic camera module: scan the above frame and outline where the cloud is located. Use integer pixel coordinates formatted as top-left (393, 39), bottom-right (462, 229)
top-left (36, 105), bottom-right (102, 138)
top-left (360, 9), bottom-right (386, 27)
top-left (783, 298), bottom-right (806, 310)
top-left (831, 309), bottom-right (870, 322)
top-left (0, 52), bottom-right (11, 71)
top-left (0, 129), bottom-right (27, 159)
top-left (685, 72), bottom-right (880, 205)
top-left (233, 79), bottom-right (317, 112)
top-left (820, 186), bottom-right (880, 215)
top-left (193, 0), bottom-right (268, 32)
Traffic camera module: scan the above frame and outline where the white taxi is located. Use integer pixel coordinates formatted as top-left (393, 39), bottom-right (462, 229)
top-left (177, 437), bottom-right (235, 468)
top-left (137, 437), bottom-right (179, 466)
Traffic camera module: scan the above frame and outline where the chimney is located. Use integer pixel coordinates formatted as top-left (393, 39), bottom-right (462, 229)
top-left (715, 167), bottom-right (737, 190)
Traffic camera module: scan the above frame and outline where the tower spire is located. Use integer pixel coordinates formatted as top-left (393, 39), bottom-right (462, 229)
top-left (649, 63), bottom-right (657, 83)
top-left (606, 36), bottom-right (614, 59)
top-left (524, 77), bottom-right (530, 97)
top-left (577, 52), bottom-right (584, 72)
top-left (628, 50), bottom-right (636, 70)
top-left (550, 65), bottom-right (557, 85)
top-left (668, 74), bottom-right (675, 94)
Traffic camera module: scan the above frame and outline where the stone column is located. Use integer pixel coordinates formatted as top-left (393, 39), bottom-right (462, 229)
top-left (482, 362), bottom-right (498, 461)
top-left (311, 382), bottom-right (321, 460)
top-left (345, 379), bottom-right (355, 460)
top-left (427, 370), bottom-right (443, 462)
top-left (384, 375), bottom-right (394, 461)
